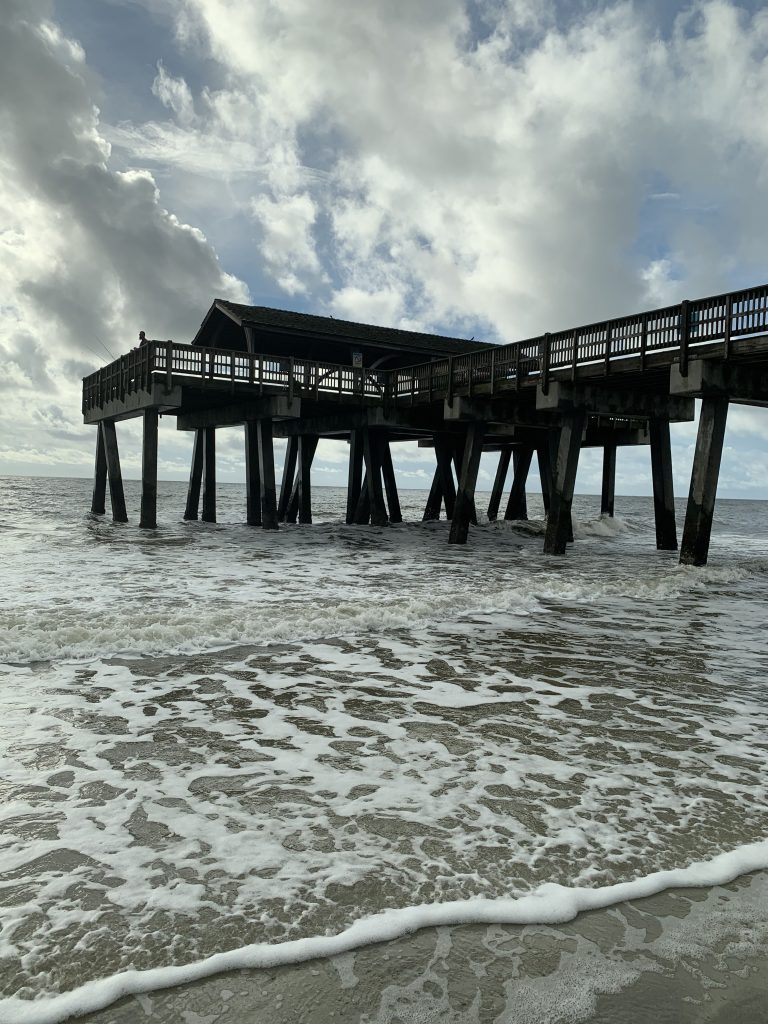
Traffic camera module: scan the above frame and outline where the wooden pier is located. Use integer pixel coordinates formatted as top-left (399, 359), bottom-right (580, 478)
top-left (82, 286), bottom-right (768, 565)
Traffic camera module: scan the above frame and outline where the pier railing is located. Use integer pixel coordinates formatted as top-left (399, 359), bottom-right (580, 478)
top-left (83, 283), bottom-right (768, 415)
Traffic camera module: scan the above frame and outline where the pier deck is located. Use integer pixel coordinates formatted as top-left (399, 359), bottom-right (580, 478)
top-left (82, 284), bottom-right (768, 564)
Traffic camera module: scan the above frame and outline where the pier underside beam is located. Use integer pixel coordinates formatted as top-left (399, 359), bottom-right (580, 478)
top-left (487, 448), bottom-right (511, 522)
top-left (184, 429), bottom-right (204, 521)
top-left (257, 419), bottom-right (279, 530)
top-left (139, 408), bottom-right (159, 529)
top-left (601, 443), bottom-right (616, 517)
top-left (202, 426), bottom-right (216, 523)
top-left (378, 434), bottom-right (402, 524)
top-left (680, 397), bottom-right (729, 566)
top-left (505, 447), bottom-right (533, 521)
top-left (649, 417), bottom-right (677, 550)
top-left (277, 436), bottom-right (298, 522)
top-left (544, 410), bottom-right (586, 554)
top-left (347, 430), bottom-right (364, 524)
top-left (449, 422), bottom-right (485, 544)
top-left (90, 424), bottom-right (107, 515)
top-left (245, 421), bottom-right (261, 526)
top-left (102, 420), bottom-right (128, 523)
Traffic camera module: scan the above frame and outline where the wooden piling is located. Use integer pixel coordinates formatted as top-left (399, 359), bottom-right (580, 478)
top-left (487, 448), bottom-right (511, 521)
top-left (101, 420), bottom-right (128, 523)
top-left (347, 430), bottom-right (364, 524)
top-left (362, 428), bottom-right (388, 527)
top-left (505, 447), bottom-right (533, 521)
top-left (90, 424), bottom-right (107, 515)
top-left (257, 419), bottom-right (279, 530)
top-left (184, 429), bottom-right (203, 521)
top-left (277, 436), bottom-right (298, 523)
top-left (378, 434), bottom-right (402, 524)
top-left (543, 411), bottom-right (585, 554)
top-left (245, 421), bottom-right (261, 526)
top-left (436, 436), bottom-right (457, 519)
top-left (537, 443), bottom-right (552, 515)
top-left (601, 443), bottom-right (616, 517)
top-left (139, 408), bottom-right (158, 529)
top-left (649, 418), bottom-right (677, 550)
top-left (422, 466), bottom-right (442, 522)
top-left (202, 426), bottom-right (216, 523)
top-left (297, 435), bottom-right (316, 524)
top-left (680, 397), bottom-right (729, 566)
top-left (449, 422), bottom-right (485, 544)
top-left (354, 471), bottom-right (372, 524)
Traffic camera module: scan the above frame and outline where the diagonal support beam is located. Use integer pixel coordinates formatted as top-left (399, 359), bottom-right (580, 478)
top-left (102, 420), bottom-right (128, 523)
top-left (449, 422), bottom-right (485, 544)
top-left (184, 429), bottom-right (204, 521)
top-left (543, 410), bottom-right (586, 554)
top-left (680, 397), bottom-right (729, 566)
top-left (90, 424), bottom-right (107, 515)
top-left (649, 418), bottom-right (677, 550)
top-left (505, 447), bottom-right (533, 521)
top-left (487, 448), bottom-right (511, 522)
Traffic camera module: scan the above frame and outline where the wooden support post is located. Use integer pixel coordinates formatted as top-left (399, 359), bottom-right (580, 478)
top-left (680, 397), bottom-right (729, 566)
top-left (362, 428), bottom-right (388, 527)
top-left (505, 446), bottom-right (533, 521)
top-left (543, 410), bottom-right (586, 554)
top-left (202, 426), bottom-right (216, 523)
top-left (601, 443), bottom-right (616, 517)
top-left (449, 422), bottom-right (485, 544)
top-left (90, 425), bottom-right (107, 515)
top-left (378, 434), bottom-right (402, 524)
top-left (547, 429), bottom-right (573, 541)
top-left (184, 429), bottom-right (203, 521)
top-left (244, 421), bottom-right (261, 526)
top-left (452, 439), bottom-right (476, 525)
top-left (277, 436), bottom-right (298, 523)
top-left (139, 408), bottom-right (158, 529)
top-left (537, 443), bottom-right (551, 515)
top-left (436, 436), bottom-right (457, 519)
top-left (649, 418), bottom-right (677, 550)
top-left (347, 430), bottom-right (364, 524)
top-left (487, 448), bottom-right (511, 522)
top-left (101, 420), bottom-right (128, 523)
top-left (354, 471), bottom-right (372, 524)
top-left (422, 466), bottom-right (442, 522)
top-left (297, 435), bottom-right (316, 524)
top-left (257, 419), bottom-right (279, 530)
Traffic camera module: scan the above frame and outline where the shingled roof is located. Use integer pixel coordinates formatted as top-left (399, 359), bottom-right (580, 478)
top-left (203, 299), bottom-right (490, 357)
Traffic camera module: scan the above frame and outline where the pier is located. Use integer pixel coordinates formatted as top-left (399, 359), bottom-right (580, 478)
top-left (82, 285), bottom-right (768, 565)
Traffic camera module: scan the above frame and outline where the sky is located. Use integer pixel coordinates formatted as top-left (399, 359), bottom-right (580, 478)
top-left (2, 0), bottom-right (768, 498)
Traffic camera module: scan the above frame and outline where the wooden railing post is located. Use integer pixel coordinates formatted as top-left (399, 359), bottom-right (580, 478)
top-left (541, 333), bottom-right (551, 395)
top-left (724, 294), bottom-right (733, 359)
top-left (447, 356), bottom-right (454, 406)
top-left (679, 299), bottom-right (690, 377)
top-left (166, 340), bottom-right (173, 393)
top-left (604, 324), bottom-right (612, 376)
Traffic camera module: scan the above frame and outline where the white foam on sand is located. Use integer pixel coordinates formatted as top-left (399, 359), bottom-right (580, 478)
top-left (2, 842), bottom-right (766, 1024)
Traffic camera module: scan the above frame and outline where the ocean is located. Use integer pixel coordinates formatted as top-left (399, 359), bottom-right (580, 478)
top-left (0, 476), bottom-right (766, 1024)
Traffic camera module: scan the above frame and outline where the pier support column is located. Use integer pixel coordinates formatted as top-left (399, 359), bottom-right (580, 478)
top-left (297, 435), bottom-right (316, 524)
top-left (680, 397), bottom-right (729, 566)
top-left (102, 420), bottom-right (128, 523)
top-left (354, 471), bottom-right (372, 524)
top-left (537, 443), bottom-right (552, 516)
top-left (277, 436), bottom-right (298, 522)
top-left (378, 434), bottom-right (402, 524)
top-left (449, 422), bottom-right (485, 544)
top-left (362, 427), bottom-right (388, 527)
top-left (601, 443), bottom-right (616, 517)
top-left (487, 448), bottom-right (511, 522)
top-left (453, 439), bottom-right (477, 525)
top-left (139, 408), bottom-right (158, 529)
top-left (257, 419), bottom-right (279, 530)
top-left (505, 447), bottom-right (533, 521)
top-left (244, 421), bottom-right (261, 526)
top-left (422, 467), bottom-right (442, 522)
top-left (202, 426), bottom-right (216, 523)
top-left (650, 417), bottom-right (677, 550)
top-left (90, 425), bottom-right (107, 515)
top-left (543, 411), bottom-right (585, 554)
top-left (184, 429), bottom-right (203, 521)
top-left (347, 430), bottom-right (364, 524)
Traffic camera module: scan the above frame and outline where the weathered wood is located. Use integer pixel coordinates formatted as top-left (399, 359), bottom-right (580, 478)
top-left (354, 471), bottom-right (372, 524)
top-left (101, 420), bottom-right (128, 523)
top-left (202, 426), bottom-right (216, 523)
top-left (487, 448), bottom-right (511, 521)
top-left (285, 436), bottom-right (318, 524)
top-left (601, 443), bottom-right (616, 517)
top-left (422, 466), bottom-right (442, 522)
top-left (244, 421), bottom-right (261, 526)
top-left (449, 422), bottom-right (485, 544)
top-left (436, 435), bottom-right (457, 519)
top-left (277, 436), bottom-right (298, 522)
top-left (184, 429), bottom-right (203, 520)
top-left (505, 447), bottom-right (533, 521)
top-left (680, 397), bottom-right (729, 566)
top-left (537, 443), bottom-right (551, 515)
top-left (347, 430), bottom-right (364, 524)
top-left (257, 419), bottom-right (279, 530)
top-left (362, 428), bottom-right (388, 527)
top-left (297, 435), bottom-right (316, 524)
top-left (139, 408), bottom-right (158, 529)
top-left (90, 424), bottom-right (107, 515)
top-left (378, 434), bottom-right (402, 524)
top-left (649, 418), bottom-right (677, 550)
top-left (452, 440), bottom-right (478, 525)
top-left (543, 410), bottom-right (586, 554)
